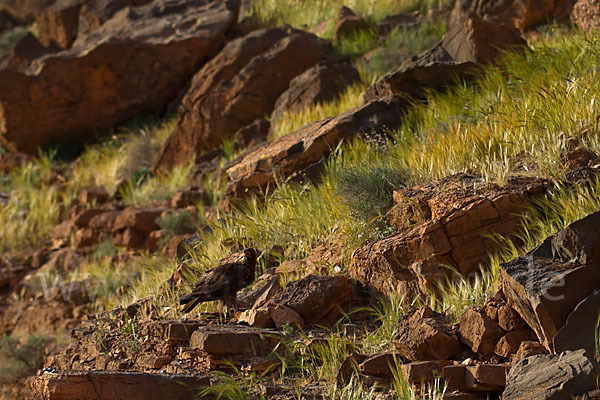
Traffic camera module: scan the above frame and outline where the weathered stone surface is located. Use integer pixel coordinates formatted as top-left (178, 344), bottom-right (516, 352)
top-left (31, 370), bottom-right (210, 400)
top-left (365, 19), bottom-right (525, 102)
top-left (350, 174), bottom-right (548, 298)
top-left (237, 308), bottom-right (273, 328)
top-left (500, 211), bottom-right (600, 350)
top-left (114, 207), bottom-right (164, 233)
top-left (334, 6), bottom-right (371, 41)
top-left (514, 341), bottom-right (547, 360)
top-left (465, 364), bottom-right (508, 391)
top-left (270, 62), bottom-right (361, 130)
top-left (226, 96), bottom-right (404, 198)
top-left (267, 304), bottom-right (304, 329)
top-left (156, 26), bottom-right (330, 170)
top-left (0, 33), bottom-right (55, 72)
top-left (399, 360), bottom-right (450, 385)
top-left (0, 151), bottom-right (31, 172)
top-left (78, 0), bottom-right (153, 36)
top-left (395, 307), bottom-right (462, 361)
top-left (459, 307), bottom-right (505, 358)
top-left (497, 304), bottom-right (526, 331)
top-left (190, 326), bottom-right (277, 357)
top-left (0, 0), bottom-right (56, 24)
top-left (503, 350), bottom-right (598, 399)
top-left (450, 0), bottom-right (575, 31)
top-left (494, 329), bottom-right (534, 358)
top-left (0, 0), bottom-right (239, 154)
top-left (572, 0), bottom-right (600, 32)
top-left (359, 353), bottom-right (402, 377)
top-left (553, 289), bottom-right (600, 355)
top-left (337, 353), bottom-right (367, 385)
top-left (36, 0), bottom-right (82, 49)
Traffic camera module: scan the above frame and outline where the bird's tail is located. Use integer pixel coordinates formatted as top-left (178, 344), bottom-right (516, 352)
top-left (179, 294), bottom-right (203, 313)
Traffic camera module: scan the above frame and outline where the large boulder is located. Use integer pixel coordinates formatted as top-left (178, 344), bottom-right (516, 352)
top-left (155, 26), bottom-right (331, 171)
top-left (365, 18), bottom-right (525, 102)
top-left (349, 174), bottom-right (548, 298)
top-left (500, 211), bottom-right (600, 350)
top-left (449, 0), bottom-right (575, 31)
top-left (270, 61), bottom-right (361, 132)
top-left (0, 0), bottom-right (240, 154)
top-left (225, 96), bottom-right (404, 199)
top-left (503, 350), bottom-right (598, 399)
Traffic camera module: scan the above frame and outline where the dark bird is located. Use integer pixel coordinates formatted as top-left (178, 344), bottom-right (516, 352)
top-left (179, 248), bottom-right (260, 314)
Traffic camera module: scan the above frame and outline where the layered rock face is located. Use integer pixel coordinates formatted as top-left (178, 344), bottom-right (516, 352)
top-left (155, 26), bottom-right (331, 171)
top-left (0, 0), bottom-right (240, 153)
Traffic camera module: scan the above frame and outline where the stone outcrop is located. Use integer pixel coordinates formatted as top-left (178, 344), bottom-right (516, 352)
top-left (459, 307), bottom-right (505, 358)
top-left (270, 62), bottom-right (361, 131)
top-left (334, 6), bottom-right (371, 41)
top-left (395, 307), bottom-right (462, 361)
top-left (349, 174), bottom-right (548, 298)
top-left (449, 0), bottom-right (575, 31)
top-left (78, 0), bottom-right (154, 36)
top-left (503, 350), bottom-right (598, 399)
top-left (500, 211), bottom-right (600, 351)
top-left (225, 96), bottom-right (404, 198)
top-left (155, 26), bottom-right (330, 171)
top-left (365, 19), bottom-right (526, 102)
top-left (571, 0), bottom-right (600, 32)
top-left (36, 0), bottom-right (83, 49)
top-left (31, 370), bottom-right (210, 400)
top-left (0, 0), bottom-right (239, 154)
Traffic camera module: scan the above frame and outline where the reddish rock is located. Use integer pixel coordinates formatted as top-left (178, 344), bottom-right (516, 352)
top-left (171, 189), bottom-right (208, 208)
top-left (113, 228), bottom-right (145, 248)
top-left (0, 151), bottom-right (31, 172)
top-left (494, 329), bottom-right (534, 358)
top-left (395, 307), bottom-right (462, 361)
top-left (553, 289), bottom-right (600, 355)
top-left (350, 174), bottom-right (548, 298)
top-left (459, 307), bottom-right (505, 358)
top-left (399, 360), bottom-right (451, 385)
top-left (0, 0), bottom-right (56, 24)
top-left (562, 146), bottom-right (600, 169)
top-left (464, 364), bottom-right (508, 391)
top-left (514, 341), bottom-right (547, 360)
top-left (74, 208), bottom-right (107, 227)
top-left (497, 305), bottom-right (526, 331)
top-left (80, 188), bottom-right (109, 205)
top-left (78, 0), bottom-right (153, 36)
top-left (266, 274), bottom-right (354, 326)
top-left (73, 227), bottom-right (99, 248)
top-left (226, 96), bottom-right (404, 198)
top-left (0, 33), bottom-right (54, 72)
top-left (334, 6), bottom-right (371, 41)
top-left (500, 211), bottom-right (600, 350)
top-left (359, 353), bottom-right (402, 377)
top-left (87, 210), bottom-right (121, 231)
top-left (267, 304), bottom-right (304, 329)
top-left (270, 61), bottom-right (361, 130)
top-left (36, 0), bottom-right (82, 49)
top-left (572, 0), bottom-right (600, 32)
top-left (31, 370), bottom-right (210, 400)
top-left (238, 308), bottom-right (273, 328)
top-left (0, 0), bottom-right (239, 154)
top-left (190, 326), bottom-right (277, 357)
top-left (450, 0), bottom-right (574, 31)
top-left (365, 19), bottom-right (525, 102)
top-left (155, 26), bottom-right (330, 170)
top-left (233, 118), bottom-right (270, 148)
top-left (114, 207), bottom-right (164, 233)
top-left (163, 320), bottom-right (201, 344)
top-left (337, 353), bottom-right (367, 385)
top-left (444, 365), bottom-right (467, 391)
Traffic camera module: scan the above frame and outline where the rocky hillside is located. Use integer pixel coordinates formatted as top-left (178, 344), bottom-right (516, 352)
top-left (2, 0), bottom-right (600, 399)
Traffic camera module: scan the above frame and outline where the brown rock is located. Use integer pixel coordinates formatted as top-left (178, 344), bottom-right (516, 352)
top-left (0, 0), bottom-right (239, 154)
top-left (268, 304), bottom-right (305, 329)
top-left (337, 353), bottom-right (367, 385)
top-left (36, 0), bottom-right (82, 49)
top-left (450, 0), bottom-right (574, 31)
top-left (359, 353), bottom-right (403, 377)
top-left (500, 211), bottom-right (600, 350)
top-left (80, 188), bottom-right (109, 204)
top-left (31, 370), bottom-right (210, 400)
top-left (497, 305), bottom-right (526, 331)
top-left (334, 6), bottom-right (371, 41)
top-left (444, 365), bottom-right (467, 391)
top-left (88, 210), bottom-right (121, 231)
top-left (112, 228), bottom-right (145, 248)
top-left (562, 146), bottom-right (600, 169)
top-left (494, 329), bottom-right (534, 358)
top-left (572, 0), bottom-right (600, 32)
top-left (459, 307), bottom-right (505, 358)
top-left (189, 326), bottom-right (277, 357)
top-left (226, 96), bottom-right (404, 198)
top-left (155, 26), bottom-right (330, 170)
top-left (73, 227), bottom-right (99, 248)
top-left (163, 320), bottom-right (201, 344)
top-left (0, 0), bottom-right (56, 24)
top-left (233, 118), bottom-right (270, 148)
top-left (0, 151), bottom-right (31, 172)
top-left (237, 309), bottom-right (273, 328)
top-left (170, 189), bottom-right (208, 208)
top-left (365, 19), bottom-right (525, 102)
top-left (266, 274), bottom-right (354, 326)
top-left (514, 341), bottom-right (547, 360)
top-left (395, 307), bottom-right (462, 361)
top-left (465, 363), bottom-right (507, 391)
top-left (270, 62), bottom-right (361, 131)
top-left (114, 207), bottom-right (164, 233)
top-left (0, 33), bottom-right (54, 72)
top-left (553, 289), bottom-right (600, 355)
top-left (78, 0), bottom-right (153, 36)
top-left (350, 174), bottom-right (548, 298)
top-left (399, 360), bottom-right (451, 385)
top-left (74, 208), bottom-right (107, 227)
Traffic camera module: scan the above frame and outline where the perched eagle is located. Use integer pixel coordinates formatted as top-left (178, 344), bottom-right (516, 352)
top-left (179, 248), bottom-right (260, 314)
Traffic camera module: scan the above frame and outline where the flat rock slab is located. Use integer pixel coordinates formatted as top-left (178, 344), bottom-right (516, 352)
top-left (0, 0), bottom-right (239, 153)
top-left (503, 350), bottom-right (598, 399)
top-left (31, 370), bottom-right (210, 400)
top-left (190, 325), bottom-right (278, 357)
